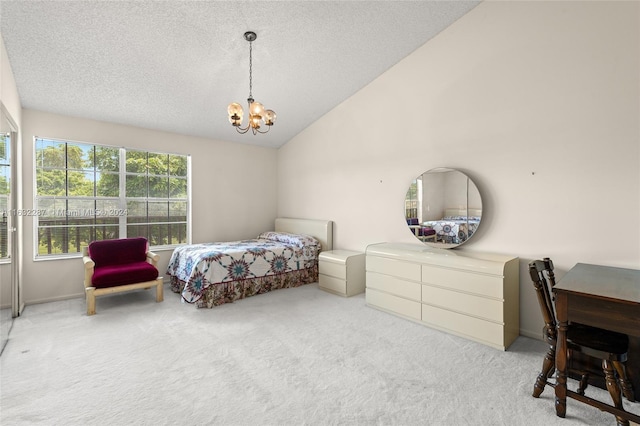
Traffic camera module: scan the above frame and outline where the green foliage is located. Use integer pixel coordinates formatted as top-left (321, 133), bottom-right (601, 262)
top-left (0, 133), bottom-right (10, 164)
top-left (95, 146), bottom-right (120, 197)
top-left (35, 139), bottom-right (188, 255)
top-left (1, 135), bottom-right (10, 258)
top-left (405, 180), bottom-right (418, 218)
top-left (0, 168), bottom-right (9, 195)
top-left (125, 151), bottom-right (188, 198)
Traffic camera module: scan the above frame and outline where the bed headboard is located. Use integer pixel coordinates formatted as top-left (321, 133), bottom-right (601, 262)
top-left (275, 218), bottom-right (333, 251)
top-left (444, 208), bottom-right (483, 218)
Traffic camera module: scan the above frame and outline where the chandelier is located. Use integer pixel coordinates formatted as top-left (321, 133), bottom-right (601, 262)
top-left (227, 31), bottom-right (276, 135)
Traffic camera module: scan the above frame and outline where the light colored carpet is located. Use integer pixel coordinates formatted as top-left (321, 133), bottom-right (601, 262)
top-left (1, 283), bottom-right (637, 425)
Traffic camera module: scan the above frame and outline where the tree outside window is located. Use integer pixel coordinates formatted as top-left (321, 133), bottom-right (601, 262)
top-left (34, 138), bottom-right (189, 257)
top-left (0, 133), bottom-right (10, 259)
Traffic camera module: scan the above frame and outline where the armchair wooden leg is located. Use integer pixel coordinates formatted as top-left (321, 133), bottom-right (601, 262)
top-left (86, 287), bottom-right (96, 316)
top-left (156, 278), bottom-right (164, 303)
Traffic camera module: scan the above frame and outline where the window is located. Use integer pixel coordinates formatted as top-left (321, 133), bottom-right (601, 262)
top-left (0, 132), bottom-right (10, 259)
top-left (405, 179), bottom-right (418, 219)
top-left (124, 150), bottom-right (188, 246)
top-left (34, 137), bottom-right (189, 257)
top-left (404, 177), bottom-right (424, 222)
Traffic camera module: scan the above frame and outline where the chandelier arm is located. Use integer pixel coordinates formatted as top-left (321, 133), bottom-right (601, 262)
top-left (253, 126), bottom-right (271, 135)
top-left (235, 125), bottom-right (251, 135)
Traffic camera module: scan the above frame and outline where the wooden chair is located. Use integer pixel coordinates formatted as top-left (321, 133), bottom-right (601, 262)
top-left (83, 237), bottom-right (163, 315)
top-left (529, 258), bottom-right (634, 425)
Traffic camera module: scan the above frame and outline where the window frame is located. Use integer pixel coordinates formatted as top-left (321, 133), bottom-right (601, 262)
top-left (33, 136), bottom-right (191, 260)
top-left (0, 132), bottom-right (10, 261)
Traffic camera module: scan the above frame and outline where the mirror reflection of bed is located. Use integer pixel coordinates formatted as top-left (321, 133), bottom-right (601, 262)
top-left (422, 208), bottom-right (482, 245)
top-left (405, 168), bottom-right (483, 249)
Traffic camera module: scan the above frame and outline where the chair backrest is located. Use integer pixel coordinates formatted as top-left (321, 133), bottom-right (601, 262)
top-left (88, 237), bottom-right (149, 267)
top-left (528, 258), bottom-right (558, 341)
top-left (407, 218), bottom-right (419, 226)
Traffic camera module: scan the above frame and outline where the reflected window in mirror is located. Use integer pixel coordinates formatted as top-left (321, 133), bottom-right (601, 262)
top-left (404, 168), bottom-right (482, 249)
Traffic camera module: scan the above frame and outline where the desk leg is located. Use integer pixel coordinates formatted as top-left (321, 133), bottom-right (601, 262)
top-left (555, 292), bottom-right (568, 418)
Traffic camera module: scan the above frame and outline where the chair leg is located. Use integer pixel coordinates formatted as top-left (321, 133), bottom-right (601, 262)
top-left (577, 373), bottom-right (589, 396)
top-left (603, 360), bottom-right (629, 426)
top-left (612, 361), bottom-right (635, 402)
top-left (85, 287), bottom-right (96, 316)
top-left (156, 279), bottom-right (164, 303)
top-left (533, 345), bottom-right (555, 397)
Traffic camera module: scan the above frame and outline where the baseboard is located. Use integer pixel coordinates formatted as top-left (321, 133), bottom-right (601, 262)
top-left (24, 280), bottom-right (171, 307)
top-left (25, 293), bottom-right (84, 306)
top-left (519, 329), bottom-right (543, 340)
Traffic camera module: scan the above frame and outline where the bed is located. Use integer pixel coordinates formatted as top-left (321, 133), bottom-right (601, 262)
top-left (167, 218), bottom-right (333, 308)
top-left (422, 208), bottom-right (481, 244)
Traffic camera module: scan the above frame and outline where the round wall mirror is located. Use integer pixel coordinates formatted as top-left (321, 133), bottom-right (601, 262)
top-left (404, 168), bottom-right (482, 249)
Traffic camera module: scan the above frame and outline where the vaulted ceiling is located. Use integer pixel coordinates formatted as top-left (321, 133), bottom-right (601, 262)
top-left (0, 1), bottom-right (480, 148)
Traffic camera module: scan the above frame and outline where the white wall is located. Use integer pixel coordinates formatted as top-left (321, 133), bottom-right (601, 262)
top-left (21, 109), bottom-right (278, 304)
top-left (277, 1), bottom-right (640, 338)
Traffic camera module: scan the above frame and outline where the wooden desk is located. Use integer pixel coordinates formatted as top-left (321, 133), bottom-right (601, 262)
top-left (554, 263), bottom-right (640, 423)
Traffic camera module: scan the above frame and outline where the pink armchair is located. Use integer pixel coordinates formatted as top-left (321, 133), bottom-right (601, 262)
top-left (82, 237), bottom-right (163, 315)
top-left (406, 218), bottom-right (437, 242)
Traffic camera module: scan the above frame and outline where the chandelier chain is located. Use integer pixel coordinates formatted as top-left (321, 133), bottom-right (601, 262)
top-left (248, 40), bottom-right (253, 99)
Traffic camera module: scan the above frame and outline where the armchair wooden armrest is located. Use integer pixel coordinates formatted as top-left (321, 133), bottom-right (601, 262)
top-left (83, 254), bottom-right (95, 288)
top-left (146, 251), bottom-right (160, 265)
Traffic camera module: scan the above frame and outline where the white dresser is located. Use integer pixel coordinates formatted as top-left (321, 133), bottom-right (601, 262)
top-left (319, 250), bottom-right (366, 297)
top-left (365, 242), bottom-right (519, 350)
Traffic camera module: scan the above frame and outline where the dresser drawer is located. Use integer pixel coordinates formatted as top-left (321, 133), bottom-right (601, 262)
top-left (422, 285), bottom-right (504, 323)
top-left (367, 256), bottom-right (421, 282)
top-left (319, 261), bottom-right (346, 280)
top-left (366, 272), bottom-right (421, 301)
top-left (422, 304), bottom-right (504, 349)
top-left (366, 288), bottom-right (421, 320)
top-left (365, 243), bottom-right (518, 350)
top-left (421, 265), bottom-right (503, 298)
top-left (319, 274), bottom-right (346, 295)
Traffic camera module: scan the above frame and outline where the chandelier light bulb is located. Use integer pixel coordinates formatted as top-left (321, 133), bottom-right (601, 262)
top-left (227, 103), bottom-right (244, 126)
top-left (263, 109), bottom-right (276, 126)
top-left (249, 101), bottom-right (264, 118)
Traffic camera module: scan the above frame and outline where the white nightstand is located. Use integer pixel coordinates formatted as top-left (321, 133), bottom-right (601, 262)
top-left (318, 250), bottom-right (365, 297)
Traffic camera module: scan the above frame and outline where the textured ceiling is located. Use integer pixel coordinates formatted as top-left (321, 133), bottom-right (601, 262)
top-left (0, 1), bottom-right (480, 148)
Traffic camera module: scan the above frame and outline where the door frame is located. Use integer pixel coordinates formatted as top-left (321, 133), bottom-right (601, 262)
top-left (1, 103), bottom-right (22, 317)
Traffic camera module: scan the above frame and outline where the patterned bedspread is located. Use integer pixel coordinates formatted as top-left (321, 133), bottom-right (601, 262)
top-left (423, 217), bottom-right (480, 244)
top-left (167, 232), bottom-right (320, 305)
